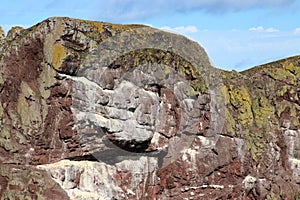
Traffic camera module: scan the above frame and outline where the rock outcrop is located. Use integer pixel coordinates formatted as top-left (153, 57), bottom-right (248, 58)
top-left (0, 17), bottom-right (299, 199)
top-left (0, 27), bottom-right (4, 40)
top-left (0, 26), bottom-right (4, 53)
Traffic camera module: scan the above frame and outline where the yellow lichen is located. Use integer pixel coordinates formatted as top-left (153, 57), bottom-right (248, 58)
top-left (51, 43), bottom-right (66, 70)
top-left (284, 62), bottom-right (294, 72)
top-left (225, 108), bottom-right (236, 136)
top-left (0, 128), bottom-right (10, 139)
top-left (75, 18), bottom-right (145, 42)
top-left (276, 85), bottom-right (289, 97)
top-left (228, 85), bottom-right (253, 126)
top-left (0, 138), bottom-right (13, 151)
top-left (43, 19), bottom-right (65, 70)
top-left (244, 129), bottom-right (265, 161)
top-left (267, 62), bottom-right (298, 86)
top-left (252, 96), bottom-right (274, 129)
top-left (220, 85), bottom-right (230, 105)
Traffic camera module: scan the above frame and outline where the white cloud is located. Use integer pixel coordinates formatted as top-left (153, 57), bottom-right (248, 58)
top-left (175, 26), bottom-right (198, 33)
top-left (249, 26), bottom-right (279, 32)
top-left (191, 29), bottom-right (300, 71)
top-left (294, 28), bottom-right (300, 34)
top-left (265, 28), bottom-right (279, 33)
top-left (249, 26), bottom-right (264, 31)
top-left (160, 26), bottom-right (198, 34)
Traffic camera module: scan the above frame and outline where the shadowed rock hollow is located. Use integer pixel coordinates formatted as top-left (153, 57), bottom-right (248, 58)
top-left (0, 17), bottom-right (299, 199)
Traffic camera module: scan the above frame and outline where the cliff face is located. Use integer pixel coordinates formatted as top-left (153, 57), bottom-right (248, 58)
top-left (0, 17), bottom-right (299, 199)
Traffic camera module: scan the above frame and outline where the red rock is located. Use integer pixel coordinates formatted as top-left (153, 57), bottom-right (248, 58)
top-left (0, 17), bottom-right (299, 199)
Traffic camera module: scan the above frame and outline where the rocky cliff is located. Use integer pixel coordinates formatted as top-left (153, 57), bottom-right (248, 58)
top-left (0, 17), bottom-right (299, 200)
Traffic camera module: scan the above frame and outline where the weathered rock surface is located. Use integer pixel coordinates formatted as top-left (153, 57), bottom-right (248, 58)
top-left (0, 17), bottom-right (299, 199)
top-left (0, 27), bottom-right (4, 41)
top-left (0, 164), bottom-right (69, 199)
top-left (0, 26), bottom-right (4, 53)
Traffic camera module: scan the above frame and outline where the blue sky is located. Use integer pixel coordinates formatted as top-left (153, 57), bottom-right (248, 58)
top-left (1, 0), bottom-right (300, 71)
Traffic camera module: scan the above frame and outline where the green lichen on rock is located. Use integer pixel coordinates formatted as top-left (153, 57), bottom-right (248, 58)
top-left (0, 137), bottom-right (13, 151)
top-left (17, 81), bottom-right (42, 130)
top-left (227, 85), bottom-right (253, 126)
top-left (108, 48), bottom-right (208, 93)
top-left (294, 191), bottom-right (300, 200)
top-left (0, 165), bottom-right (69, 200)
top-left (217, 55), bottom-right (299, 163)
top-left (225, 108), bottom-right (236, 136)
top-left (266, 61), bottom-right (300, 86)
top-left (251, 96), bottom-right (275, 129)
top-left (0, 128), bottom-right (10, 140)
top-left (76, 17), bottom-right (146, 42)
top-left (234, 55), bottom-right (300, 162)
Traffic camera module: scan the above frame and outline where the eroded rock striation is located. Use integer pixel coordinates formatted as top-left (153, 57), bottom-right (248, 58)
top-left (0, 17), bottom-right (299, 199)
